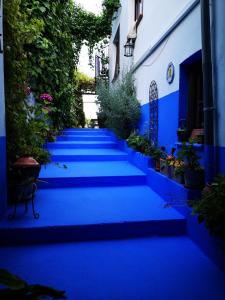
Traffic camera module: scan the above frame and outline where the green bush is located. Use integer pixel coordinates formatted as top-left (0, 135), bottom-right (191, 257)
top-left (127, 132), bottom-right (150, 155)
top-left (192, 175), bottom-right (225, 239)
top-left (96, 73), bottom-right (141, 139)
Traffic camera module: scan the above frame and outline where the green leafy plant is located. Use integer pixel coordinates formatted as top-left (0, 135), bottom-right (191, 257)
top-left (177, 142), bottom-right (201, 170)
top-left (127, 132), bottom-right (150, 155)
top-left (192, 175), bottom-right (225, 239)
top-left (96, 72), bottom-right (141, 139)
top-left (0, 268), bottom-right (66, 299)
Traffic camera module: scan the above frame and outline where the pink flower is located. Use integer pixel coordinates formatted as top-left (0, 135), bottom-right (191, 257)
top-left (40, 93), bottom-right (53, 103)
top-left (25, 86), bottom-right (31, 96)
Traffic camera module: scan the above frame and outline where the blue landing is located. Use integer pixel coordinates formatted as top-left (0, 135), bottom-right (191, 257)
top-left (0, 237), bottom-right (225, 300)
top-left (0, 186), bottom-right (185, 244)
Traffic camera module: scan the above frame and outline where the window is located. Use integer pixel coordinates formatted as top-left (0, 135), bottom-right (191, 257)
top-left (113, 27), bottom-right (120, 81)
top-left (134, 0), bottom-right (143, 26)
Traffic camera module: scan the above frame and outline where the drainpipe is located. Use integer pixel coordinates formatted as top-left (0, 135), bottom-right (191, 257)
top-left (200, 0), bottom-right (215, 183)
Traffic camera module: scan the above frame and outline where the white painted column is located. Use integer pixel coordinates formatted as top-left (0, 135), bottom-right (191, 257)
top-left (212, 0), bottom-right (225, 149)
top-left (0, 0), bottom-right (7, 215)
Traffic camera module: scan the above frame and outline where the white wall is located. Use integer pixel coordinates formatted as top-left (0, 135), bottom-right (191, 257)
top-left (213, 0), bottom-right (225, 148)
top-left (109, 0), bottom-right (134, 81)
top-left (109, 0), bottom-right (200, 85)
top-left (133, 0), bottom-right (197, 64)
top-left (134, 4), bottom-right (201, 105)
top-left (83, 95), bottom-right (98, 120)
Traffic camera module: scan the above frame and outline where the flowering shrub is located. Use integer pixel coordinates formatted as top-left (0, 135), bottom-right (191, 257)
top-left (165, 148), bottom-right (176, 166)
top-left (40, 93), bottom-right (53, 103)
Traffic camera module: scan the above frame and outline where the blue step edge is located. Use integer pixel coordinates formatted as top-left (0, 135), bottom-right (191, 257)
top-left (38, 175), bottom-right (147, 189)
top-left (0, 219), bottom-right (186, 246)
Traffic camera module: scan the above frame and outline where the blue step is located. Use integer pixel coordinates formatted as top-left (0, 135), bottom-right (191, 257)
top-left (57, 135), bottom-right (113, 141)
top-left (38, 161), bottom-right (147, 188)
top-left (63, 130), bottom-right (109, 136)
top-left (64, 128), bottom-right (107, 132)
top-left (47, 141), bottom-right (117, 149)
top-left (50, 148), bottom-right (128, 162)
top-left (0, 186), bottom-right (185, 245)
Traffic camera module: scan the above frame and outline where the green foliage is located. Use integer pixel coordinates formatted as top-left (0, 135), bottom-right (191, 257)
top-left (0, 268), bottom-right (66, 299)
top-left (3, 0), bottom-right (120, 170)
top-left (127, 132), bottom-right (167, 161)
top-left (73, 0), bottom-right (120, 58)
top-left (192, 175), bottom-right (225, 239)
top-left (177, 142), bottom-right (201, 170)
top-left (4, 0), bottom-right (76, 168)
top-left (96, 73), bottom-right (140, 139)
top-left (127, 132), bottom-right (151, 155)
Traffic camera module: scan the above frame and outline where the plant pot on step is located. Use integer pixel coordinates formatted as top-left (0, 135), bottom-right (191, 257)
top-left (184, 168), bottom-right (204, 189)
top-left (173, 173), bottom-right (185, 184)
top-left (167, 165), bottom-right (174, 179)
top-left (154, 159), bottom-right (160, 172)
top-left (160, 159), bottom-right (168, 176)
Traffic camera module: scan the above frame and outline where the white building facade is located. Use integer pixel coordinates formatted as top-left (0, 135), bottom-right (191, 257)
top-left (109, 0), bottom-right (225, 176)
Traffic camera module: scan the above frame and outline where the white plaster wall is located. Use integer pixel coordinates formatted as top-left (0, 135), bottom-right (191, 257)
top-left (0, 3), bottom-right (5, 137)
top-left (213, 0), bottom-right (225, 148)
top-left (109, 0), bottom-right (134, 81)
top-left (134, 4), bottom-right (201, 105)
top-left (133, 0), bottom-right (198, 64)
top-left (109, 0), bottom-right (199, 82)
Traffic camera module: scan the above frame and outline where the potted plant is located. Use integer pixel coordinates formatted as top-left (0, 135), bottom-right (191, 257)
top-left (192, 175), bottom-right (225, 240)
top-left (10, 156), bottom-right (41, 219)
top-left (165, 148), bottom-right (176, 178)
top-left (173, 159), bottom-right (185, 183)
top-left (177, 142), bottom-right (204, 189)
top-left (149, 146), bottom-right (162, 172)
top-left (159, 146), bottom-right (168, 175)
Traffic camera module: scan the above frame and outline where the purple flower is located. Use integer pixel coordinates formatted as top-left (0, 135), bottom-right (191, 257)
top-left (40, 93), bottom-right (53, 102)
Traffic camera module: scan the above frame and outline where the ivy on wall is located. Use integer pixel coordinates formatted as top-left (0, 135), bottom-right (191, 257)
top-left (73, 0), bottom-right (120, 62)
top-left (3, 0), bottom-right (120, 168)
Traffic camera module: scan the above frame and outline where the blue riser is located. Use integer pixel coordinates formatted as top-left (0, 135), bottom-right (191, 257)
top-left (38, 175), bottom-right (147, 188)
top-left (0, 220), bottom-right (186, 246)
top-left (47, 142), bottom-right (117, 149)
top-left (57, 136), bottom-right (113, 141)
top-left (64, 128), bottom-right (107, 132)
top-left (51, 154), bottom-right (128, 162)
top-left (63, 131), bottom-right (109, 136)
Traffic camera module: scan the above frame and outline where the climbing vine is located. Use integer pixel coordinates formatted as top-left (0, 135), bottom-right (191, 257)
top-left (73, 0), bottom-right (120, 62)
top-left (3, 0), bottom-right (120, 169)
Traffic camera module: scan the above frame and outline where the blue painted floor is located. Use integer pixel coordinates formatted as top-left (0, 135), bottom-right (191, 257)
top-left (1, 128), bottom-right (225, 299)
top-left (0, 237), bottom-right (225, 300)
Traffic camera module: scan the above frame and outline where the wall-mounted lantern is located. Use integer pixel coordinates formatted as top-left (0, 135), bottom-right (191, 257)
top-left (124, 39), bottom-right (135, 57)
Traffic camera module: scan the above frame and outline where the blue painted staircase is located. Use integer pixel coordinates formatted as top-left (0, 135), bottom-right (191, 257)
top-left (0, 128), bottom-right (225, 299)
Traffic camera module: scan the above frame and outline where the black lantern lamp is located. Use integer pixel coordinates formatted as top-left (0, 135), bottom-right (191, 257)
top-left (124, 39), bottom-right (134, 57)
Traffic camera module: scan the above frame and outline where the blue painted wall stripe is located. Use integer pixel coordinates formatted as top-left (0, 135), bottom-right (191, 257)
top-left (0, 136), bottom-right (7, 216)
top-left (139, 91), bottom-right (225, 175)
top-left (139, 91), bottom-right (179, 151)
